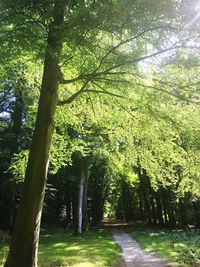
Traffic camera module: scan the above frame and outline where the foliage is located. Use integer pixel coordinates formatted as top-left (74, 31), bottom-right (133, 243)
top-left (8, 150), bottom-right (29, 183)
top-left (1, 2), bottom-right (200, 265)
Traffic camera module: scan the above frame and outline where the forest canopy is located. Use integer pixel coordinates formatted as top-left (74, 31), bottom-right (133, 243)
top-left (0, 1), bottom-right (200, 267)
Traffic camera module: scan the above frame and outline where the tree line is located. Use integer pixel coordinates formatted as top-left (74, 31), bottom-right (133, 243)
top-left (0, 0), bottom-right (200, 267)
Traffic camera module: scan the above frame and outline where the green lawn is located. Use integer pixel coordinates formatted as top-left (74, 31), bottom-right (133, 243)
top-left (126, 227), bottom-right (200, 267)
top-left (0, 228), bottom-right (121, 267)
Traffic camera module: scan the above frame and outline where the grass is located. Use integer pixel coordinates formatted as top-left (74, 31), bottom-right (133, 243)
top-left (0, 228), bottom-right (121, 267)
top-left (0, 244), bottom-right (8, 266)
top-left (126, 227), bottom-right (200, 267)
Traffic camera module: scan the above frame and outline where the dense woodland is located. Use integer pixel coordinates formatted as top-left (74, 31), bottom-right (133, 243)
top-left (0, 0), bottom-right (200, 267)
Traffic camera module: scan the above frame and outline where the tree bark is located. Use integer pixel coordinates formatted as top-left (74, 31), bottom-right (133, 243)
top-left (150, 193), bottom-right (157, 224)
top-left (193, 201), bottom-right (200, 228)
top-left (11, 86), bottom-right (24, 153)
top-left (77, 168), bottom-right (85, 234)
top-left (82, 161), bottom-right (89, 231)
top-left (137, 165), bottom-right (152, 224)
top-left (138, 188), bottom-right (144, 221)
top-left (154, 190), bottom-right (164, 225)
top-left (4, 1), bottom-right (65, 267)
top-left (65, 194), bottom-right (72, 225)
top-left (166, 190), bottom-right (176, 227)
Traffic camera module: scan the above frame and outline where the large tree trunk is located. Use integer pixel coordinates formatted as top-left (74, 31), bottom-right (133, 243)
top-left (4, 1), bottom-right (65, 267)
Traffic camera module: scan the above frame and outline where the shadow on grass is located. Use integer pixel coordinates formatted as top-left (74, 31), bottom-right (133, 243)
top-left (38, 228), bottom-right (121, 267)
top-left (0, 229), bottom-right (121, 267)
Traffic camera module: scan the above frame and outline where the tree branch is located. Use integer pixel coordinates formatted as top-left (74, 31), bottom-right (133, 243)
top-left (85, 89), bottom-right (125, 98)
top-left (136, 83), bottom-right (200, 104)
top-left (99, 44), bottom-right (184, 74)
top-left (92, 25), bottom-right (173, 73)
top-left (94, 77), bottom-right (129, 83)
top-left (60, 43), bottom-right (186, 86)
top-left (58, 35), bottom-right (199, 105)
top-left (57, 79), bottom-right (90, 105)
top-left (59, 25), bottom-right (175, 85)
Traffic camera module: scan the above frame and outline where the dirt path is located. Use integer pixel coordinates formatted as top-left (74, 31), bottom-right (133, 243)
top-left (112, 229), bottom-right (173, 267)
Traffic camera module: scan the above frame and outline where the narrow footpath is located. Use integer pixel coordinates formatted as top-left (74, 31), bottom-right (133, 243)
top-left (112, 229), bottom-right (174, 267)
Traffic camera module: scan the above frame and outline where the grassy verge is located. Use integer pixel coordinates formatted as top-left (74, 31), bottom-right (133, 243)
top-left (126, 227), bottom-right (200, 267)
top-left (0, 228), bottom-right (121, 267)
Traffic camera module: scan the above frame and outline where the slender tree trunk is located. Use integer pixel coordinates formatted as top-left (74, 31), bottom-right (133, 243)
top-left (138, 188), bottom-right (144, 221)
top-left (142, 189), bottom-right (152, 224)
top-left (83, 162), bottom-right (89, 231)
top-left (137, 164), bottom-right (151, 224)
top-left (91, 189), bottom-right (104, 226)
top-left (77, 168), bottom-right (85, 234)
top-left (121, 182), bottom-right (134, 222)
top-left (154, 190), bottom-right (164, 225)
top-left (4, 2), bottom-right (65, 267)
top-left (163, 202), bottom-right (168, 224)
top-left (150, 194), bottom-right (157, 224)
top-left (72, 194), bottom-right (78, 233)
top-left (193, 201), bottom-right (200, 228)
top-left (11, 86), bottom-right (23, 153)
top-left (161, 189), bottom-right (175, 227)
top-left (166, 190), bottom-right (176, 227)
top-left (65, 195), bottom-right (72, 225)
top-left (178, 195), bottom-right (191, 227)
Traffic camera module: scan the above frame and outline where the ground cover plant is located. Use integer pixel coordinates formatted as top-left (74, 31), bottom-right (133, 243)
top-left (0, 228), bottom-right (121, 267)
top-left (126, 227), bottom-right (200, 267)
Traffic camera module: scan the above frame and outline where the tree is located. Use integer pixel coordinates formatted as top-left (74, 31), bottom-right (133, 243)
top-left (0, 65), bottom-right (33, 231)
top-left (2, 0), bottom-right (199, 266)
top-left (4, 1), bottom-right (65, 266)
